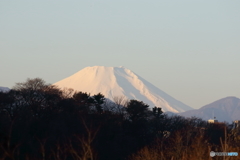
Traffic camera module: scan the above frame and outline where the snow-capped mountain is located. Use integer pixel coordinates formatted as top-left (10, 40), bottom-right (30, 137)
top-left (0, 87), bottom-right (10, 93)
top-left (179, 96), bottom-right (240, 123)
top-left (54, 66), bottom-right (193, 113)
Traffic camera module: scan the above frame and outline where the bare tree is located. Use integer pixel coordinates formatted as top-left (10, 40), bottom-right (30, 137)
top-left (60, 88), bottom-right (75, 99)
top-left (13, 78), bottom-right (49, 91)
top-left (68, 119), bottom-right (99, 160)
top-left (113, 96), bottom-right (128, 115)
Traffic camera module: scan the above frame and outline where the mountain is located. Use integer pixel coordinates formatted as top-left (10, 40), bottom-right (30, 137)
top-left (0, 87), bottom-right (10, 93)
top-left (164, 111), bottom-right (178, 117)
top-left (179, 96), bottom-right (240, 123)
top-left (54, 66), bottom-right (193, 113)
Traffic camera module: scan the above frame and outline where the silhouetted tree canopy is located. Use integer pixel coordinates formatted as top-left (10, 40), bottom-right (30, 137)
top-left (0, 78), bottom-right (238, 160)
top-left (126, 100), bottom-right (149, 122)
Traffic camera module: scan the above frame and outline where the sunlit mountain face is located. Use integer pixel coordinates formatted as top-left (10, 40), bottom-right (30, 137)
top-left (54, 66), bottom-right (193, 113)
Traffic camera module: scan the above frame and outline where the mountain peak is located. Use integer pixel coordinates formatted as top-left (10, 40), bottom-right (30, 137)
top-left (179, 96), bottom-right (240, 122)
top-left (54, 66), bottom-right (193, 113)
top-left (221, 96), bottom-right (239, 101)
top-left (202, 96), bottom-right (240, 109)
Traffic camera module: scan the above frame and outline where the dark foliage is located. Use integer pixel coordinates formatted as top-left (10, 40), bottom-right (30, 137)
top-left (0, 78), bottom-right (239, 160)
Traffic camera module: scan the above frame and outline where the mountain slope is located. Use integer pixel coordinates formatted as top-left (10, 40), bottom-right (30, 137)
top-left (0, 87), bottom-right (10, 92)
top-left (179, 96), bottom-right (240, 122)
top-left (54, 66), bottom-right (193, 113)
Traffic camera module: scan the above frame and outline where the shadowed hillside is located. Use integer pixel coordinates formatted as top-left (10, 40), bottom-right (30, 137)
top-left (179, 97), bottom-right (240, 122)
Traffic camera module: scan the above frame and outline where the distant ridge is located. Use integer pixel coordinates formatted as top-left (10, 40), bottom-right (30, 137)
top-left (54, 66), bottom-right (193, 113)
top-left (179, 96), bottom-right (240, 122)
top-left (0, 86), bottom-right (10, 92)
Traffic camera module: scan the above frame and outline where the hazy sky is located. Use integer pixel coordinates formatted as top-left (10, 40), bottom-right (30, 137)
top-left (1, 1), bottom-right (240, 109)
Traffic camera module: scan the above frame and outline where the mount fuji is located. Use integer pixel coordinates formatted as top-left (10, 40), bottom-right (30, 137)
top-left (54, 66), bottom-right (193, 113)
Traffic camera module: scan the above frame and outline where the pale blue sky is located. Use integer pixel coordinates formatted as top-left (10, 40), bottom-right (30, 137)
top-left (1, 0), bottom-right (240, 109)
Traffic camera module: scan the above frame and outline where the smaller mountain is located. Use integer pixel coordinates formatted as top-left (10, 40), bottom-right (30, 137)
top-left (179, 97), bottom-right (240, 123)
top-left (0, 87), bottom-right (10, 93)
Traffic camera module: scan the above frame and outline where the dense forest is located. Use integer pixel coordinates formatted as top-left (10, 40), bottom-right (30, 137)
top-left (0, 78), bottom-right (239, 160)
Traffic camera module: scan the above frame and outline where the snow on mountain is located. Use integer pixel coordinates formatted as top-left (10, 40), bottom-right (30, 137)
top-left (179, 96), bottom-right (240, 123)
top-left (0, 86), bottom-right (10, 93)
top-left (54, 66), bottom-right (193, 113)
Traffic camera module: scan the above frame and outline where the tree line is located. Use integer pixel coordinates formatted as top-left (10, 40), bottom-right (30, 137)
top-left (0, 78), bottom-right (239, 160)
